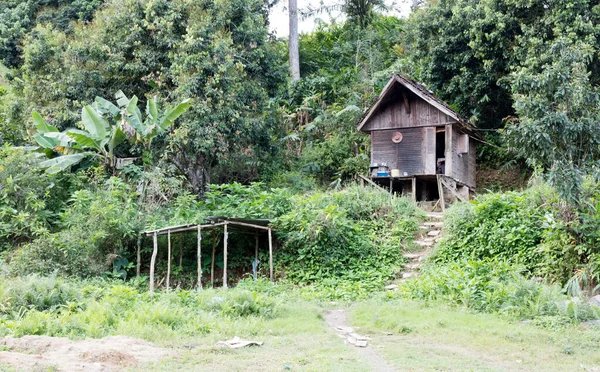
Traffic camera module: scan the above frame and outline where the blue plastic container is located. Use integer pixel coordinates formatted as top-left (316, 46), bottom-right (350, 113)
top-left (376, 171), bottom-right (389, 177)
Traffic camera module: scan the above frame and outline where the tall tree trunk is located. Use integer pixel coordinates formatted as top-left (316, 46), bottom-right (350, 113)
top-left (170, 149), bottom-right (207, 196)
top-left (289, 0), bottom-right (300, 81)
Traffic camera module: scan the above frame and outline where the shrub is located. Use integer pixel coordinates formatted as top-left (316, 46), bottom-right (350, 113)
top-left (7, 177), bottom-right (142, 277)
top-left (434, 191), bottom-right (547, 268)
top-left (0, 275), bottom-right (82, 314)
top-left (273, 185), bottom-right (423, 295)
top-left (400, 259), bottom-right (600, 324)
top-left (0, 145), bottom-right (73, 251)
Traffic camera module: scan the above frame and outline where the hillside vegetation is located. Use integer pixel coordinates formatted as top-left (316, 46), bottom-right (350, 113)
top-left (0, 0), bottom-right (599, 370)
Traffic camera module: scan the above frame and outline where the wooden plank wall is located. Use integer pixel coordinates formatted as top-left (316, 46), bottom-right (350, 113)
top-left (449, 126), bottom-right (476, 188)
top-left (362, 91), bottom-right (456, 131)
top-left (371, 128), bottom-right (424, 176)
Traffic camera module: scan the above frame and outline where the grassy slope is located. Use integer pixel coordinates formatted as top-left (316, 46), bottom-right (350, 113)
top-left (145, 301), bottom-right (371, 372)
top-left (139, 296), bottom-right (600, 371)
top-left (351, 300), bottom-right (600, 372)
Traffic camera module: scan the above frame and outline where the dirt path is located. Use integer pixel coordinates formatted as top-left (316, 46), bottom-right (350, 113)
top-left (324, 309), bottom-right (396, 372)
top-left (0, 335), bottom-right (171, 371)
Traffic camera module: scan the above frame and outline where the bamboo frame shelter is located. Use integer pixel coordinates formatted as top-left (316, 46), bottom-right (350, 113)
top-left (141, 217), bottom-right (274, 295)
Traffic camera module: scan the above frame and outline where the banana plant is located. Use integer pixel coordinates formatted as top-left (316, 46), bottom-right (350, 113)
top-left (33, 92), bottom-right (191, 174)
top-left (33, 106), bottom-right (124, 173)
top-left (111, 90), bottom-right (191, 150)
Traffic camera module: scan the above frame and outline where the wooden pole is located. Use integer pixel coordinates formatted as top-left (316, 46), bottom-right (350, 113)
top-left (412, 176), bottom-right (417, 203)
top-left (166, 230), bottom-right (171, 291)
top-left (268, 228), bottom-right (273, 282)
top-left (211, 233), bottom-right (217, 287)
top-left (150, 232), bottom-right (158, 295)
top-left (136, 237), bottom-right (141, 278)
top-left (255, 233), bottom-right (259, 261)
top-left (437, 175), bottom-right (446, 212)
top-left (197, 225), bottom-right (202, 290)
top-left (223, 223), bottom-right (228, 289)
top-left (179, 234), bottom-right (183, 267)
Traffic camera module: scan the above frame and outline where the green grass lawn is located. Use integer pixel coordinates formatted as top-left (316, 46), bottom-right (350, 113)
top-left (145, 297), bottom-right (600, 371)
top-left (1, 278), bottom-right (599, 371)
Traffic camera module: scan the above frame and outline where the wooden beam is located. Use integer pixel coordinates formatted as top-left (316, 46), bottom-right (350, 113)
top-left (179, 234), bottom-right (183, 267)
top-left (358, 174), bottom-right (382, 189)
top-left (268, 228), bottom-right (274, 282)
top-left (223, 224), bottom-right (228, 289)
top-left (412, 177), bottom-right (417, 203)
top-left (211, 233), bottom-right (217, 288)
top-left (150, 232), bottom-right (158, 295)
top-left (143, 222), bottom-right (227, 236)
top-left (437, 175), bottom-right (446, 213)
top-left (197, 225), bottom-right (203, 290)
top-left (225, 220), bottom-right (270, 231)
top-left (441, 177), bottom-right (467, 202)
top-left (255, 233), bottom-right (259, 261)
top-left (136, 237), bottom-right (141, 278)
top-left (167, 230), bottom-right (171, 291)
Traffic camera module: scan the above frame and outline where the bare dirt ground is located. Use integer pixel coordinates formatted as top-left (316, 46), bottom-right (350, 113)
top-left (0, 335), bottom-right (171, 371)
top-left (324, 309), bottom-right (396, 372)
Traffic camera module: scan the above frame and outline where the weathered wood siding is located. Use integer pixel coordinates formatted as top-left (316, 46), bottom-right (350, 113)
top-left (449, 125), bottom-right (476, 188)
top-left (371, 128), bottom-right (430, 176)
top-left (362, 91), bottom-right (456, 131)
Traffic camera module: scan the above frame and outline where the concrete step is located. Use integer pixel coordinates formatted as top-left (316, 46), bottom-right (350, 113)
top-left (404, 251), bottom-right (428, 259)
top-left (402, 271), bottom-right (419, 279)
top-left (404, 262), bottom-right (421, 270)
top-left (423, 221), bottom-right (444, 228)
top-left (426, 212), bottom-right (444, 220)
top-left (416, 240), bottom-right (434, 247)
top-left (427, 230), bottom-right (441, 237)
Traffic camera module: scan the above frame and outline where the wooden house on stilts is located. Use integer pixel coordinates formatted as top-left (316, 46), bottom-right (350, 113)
top-left (358, 74), bottom-right (483, 210)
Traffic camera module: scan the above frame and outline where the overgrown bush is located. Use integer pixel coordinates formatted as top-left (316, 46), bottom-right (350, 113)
top-left (400, 259), bottom-right (600, 325)
top-left (8, 177), bottom-right (142, 277)
top-left (273, 185), bottom-right (423, 298)
top-left (0, 145), bottom-right (74, 251)
top-left (434, 182), bottom-right (600, 287)
top-left (0, 277), bottom-right (279, 339)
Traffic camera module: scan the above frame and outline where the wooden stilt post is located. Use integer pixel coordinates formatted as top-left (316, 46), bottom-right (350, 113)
top-left (179, 234), bottom-right (183, 267)
top-left (150, 232), bottom-right (158, 295)
top-left (136, 237), bottom-right (141, 278)
top-left (211, 233), bottom-right (216, 287)
top-left (197, 225), bottom-right (202, 290)
top-left (166, 230), bottom-right (171, 291)
top-left (268, 228), bottom-right (273, 282)
top-left (437, 175), bottom-right (446, 212)
top-left (255, 233), bottom-right (259, 261)
top-left (223, 223), bottom-right (228, 289)
top-left (412, 176), bottom-right (417, 203)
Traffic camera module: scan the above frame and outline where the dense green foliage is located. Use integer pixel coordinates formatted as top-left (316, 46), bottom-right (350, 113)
top-left (399, 259), bottom-right (600, 327)
top-left (433, 182), bottom-right (600, 288)
top-left (401, 0), bottom-right (600, 131)
top-left (0, 0), bottom-right (105, 67)
top-left (0, 276), bottom-right (278, 339)
top-left (8, 177), bottom-right (142, 277)
top-left (0, 0), bottom-right (599, 348)
top-left (274, 186), bottom-right (422, 298)
top-left (0, 146), bottom-right (74, 252)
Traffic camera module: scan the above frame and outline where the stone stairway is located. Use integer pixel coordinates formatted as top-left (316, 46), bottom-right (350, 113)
top-left (400, 212), bottom-right (444, 282)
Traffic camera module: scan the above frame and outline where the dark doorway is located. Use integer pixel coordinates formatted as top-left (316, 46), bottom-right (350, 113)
top-left (436, 129), bottom-right (446, 174)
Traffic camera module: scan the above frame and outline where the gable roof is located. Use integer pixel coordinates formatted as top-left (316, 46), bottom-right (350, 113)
top-left (357, 74), bottom-right (483, 140)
